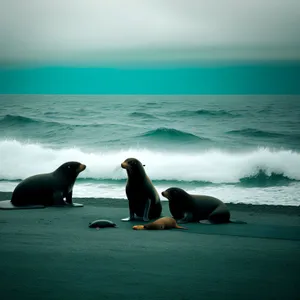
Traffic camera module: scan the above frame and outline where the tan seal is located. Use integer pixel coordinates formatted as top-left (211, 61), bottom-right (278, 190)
top-left (133, 217), bottom-right (187, 230)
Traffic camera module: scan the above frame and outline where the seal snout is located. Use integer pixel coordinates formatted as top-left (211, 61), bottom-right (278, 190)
top-left (121, 162), bottom-right (129, 169)
top-left (161, 191), bottom-right (168, 198)
top-left (78, 164), bottom-right (86, 172)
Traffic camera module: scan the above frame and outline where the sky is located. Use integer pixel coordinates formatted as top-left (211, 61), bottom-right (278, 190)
top-left (1, 0), bottom-right (300, 64)
top-left (1, 0), bottom-right (299, 94)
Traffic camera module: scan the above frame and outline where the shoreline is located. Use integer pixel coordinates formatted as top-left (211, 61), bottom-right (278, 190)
top-left (1, 191), bottom-right (299, 213)
top-left (1, 192), bottom-right (299, 228)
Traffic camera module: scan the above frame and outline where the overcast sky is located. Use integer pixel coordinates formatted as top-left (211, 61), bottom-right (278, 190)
top-left (1, 0), bottom-right (300, 62)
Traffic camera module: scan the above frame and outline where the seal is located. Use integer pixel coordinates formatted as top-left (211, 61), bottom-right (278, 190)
top-left (162, 187), bottom-right (246, 224)
top-left (10, 161), bottom-right (86, 207)
top-left (133, 216), bottom-right (187, 230)
top-left (89, 220), bottom-right (117, 229)
top-left (121, 157), bottom-right (162, 222)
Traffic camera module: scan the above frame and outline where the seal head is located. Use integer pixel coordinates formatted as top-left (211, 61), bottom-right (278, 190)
top-left (53, 161), bottom-right (86, 184)
top-left (121, 158), bottom-right (145, 178)
top-left (161, 187), bottom-right (190, 220)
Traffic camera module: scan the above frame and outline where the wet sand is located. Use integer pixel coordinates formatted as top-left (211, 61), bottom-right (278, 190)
top-left (0, 194), bottom-right (299, 300)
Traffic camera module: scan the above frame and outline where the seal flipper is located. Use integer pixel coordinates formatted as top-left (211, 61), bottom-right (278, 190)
top-left (207, 204), bottom-right (231, 224)
top-left (199, 219), bottom-right (216, 225)
top-left (177, 212), bottom-right (193, 224)
top-left (52, 191), bottom-right (66, 206)
top-left (122, 197), bottom-right (136, 221)
top-left (67, 202), bottom-right (84, 207)
top-left (65, 190), bottom-right (73, 204)
top-left (65, 192), bottom-right (84, 207)
top-left (121, 211), bottom-right (135, 222)
top-left (175, 224), bottom-right (188, 229)
top-left (204, 204), bottom-right (247, 224)
top-left (142, 199), bottom-right (151, 222)
top-left (200, 219), bottom-right (247, 224)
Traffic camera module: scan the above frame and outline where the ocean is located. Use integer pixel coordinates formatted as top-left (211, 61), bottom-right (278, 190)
top-left (0, 94), bottom-right (299, 206)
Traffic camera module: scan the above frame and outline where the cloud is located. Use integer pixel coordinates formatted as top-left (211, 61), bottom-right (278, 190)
top-left (1, 0), bottom-right (300, 62)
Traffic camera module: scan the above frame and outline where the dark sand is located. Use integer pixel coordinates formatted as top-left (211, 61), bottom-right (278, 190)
top-left (0, 192), bottom-right (299, 300)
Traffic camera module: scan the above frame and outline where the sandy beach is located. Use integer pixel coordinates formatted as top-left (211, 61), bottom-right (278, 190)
top-left (0, 192), bottom-right (299, 300)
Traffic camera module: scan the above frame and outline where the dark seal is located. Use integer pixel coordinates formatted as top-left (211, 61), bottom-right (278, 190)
top-left (89, 220), bottom-right (117, 229)
top-left (121, 157), bottom-right (162, 222)
top-left (162, 187), bottom-right (246, 224)
top-left (11, 161), bottom-right (86, 207)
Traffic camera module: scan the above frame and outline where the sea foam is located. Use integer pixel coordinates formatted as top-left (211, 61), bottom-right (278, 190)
top-left (1, 139), bottom-right (300, 183)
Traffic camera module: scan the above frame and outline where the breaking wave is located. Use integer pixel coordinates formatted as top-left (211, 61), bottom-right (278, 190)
top-left (1, 140), bottom-right (300, 186)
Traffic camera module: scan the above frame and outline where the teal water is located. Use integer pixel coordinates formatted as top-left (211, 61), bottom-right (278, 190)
top-left (1, 63), bottom-right (300, 94)
top-left (1, 94), bottom-right (300, 205)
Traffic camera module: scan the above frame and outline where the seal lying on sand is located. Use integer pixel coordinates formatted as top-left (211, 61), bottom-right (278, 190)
top-left (89, 220), bottom-right (117, 229)
top-left (121, 157), bottom-right (162, 222)
top-left (133, 217), bottom-right (187, 230)
top-left (8, 161), bottom-right (86, 208)
top-left (162, 187), bottom-right (246, 224)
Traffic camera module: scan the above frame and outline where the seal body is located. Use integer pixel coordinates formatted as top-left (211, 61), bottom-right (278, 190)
top-left (121, 158), bottom-right (162, 222)
top-left (89, 220), bottom-right (117, 228)
top-left (11, 162), bottom-right (86, 207)
top-left (162, 187), bottom-right (245, 224)
top-left (133, 217), bottom-right (187, 230)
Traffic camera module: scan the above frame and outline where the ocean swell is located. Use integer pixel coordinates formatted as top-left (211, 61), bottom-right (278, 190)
top-left (0, 114), bottom-right (44, 126)
top-left (139, 127), bottom-right (208, 142)
top-left (0, 114), bottom-right (71, 129)
top-left (0, 114), bottom-right (138, 130)
top-left (170, 109), bottom-right (238, 117)
top-left (129, 112), bottom-right (158, 119)
top-left (227, 128), bottom-right (285, 138)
